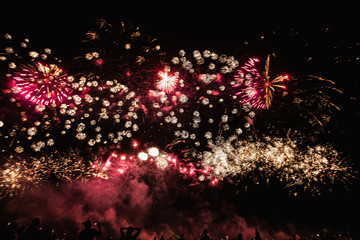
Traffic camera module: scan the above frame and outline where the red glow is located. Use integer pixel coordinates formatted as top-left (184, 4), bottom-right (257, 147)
top-left (132, 140), bottom-right (139, 148)
top-left (211, 178), bottom-right (219, 185)
top-left (161, 106), bottom-right (173, 111)
top-left (168, 156), bottom-right (177, 163)
top-left (246, 117), bottom-right (254, 125)
top-left (94, 58), bottom-right (103, 66)
top-left (216, 74), bottom-right (222, 81)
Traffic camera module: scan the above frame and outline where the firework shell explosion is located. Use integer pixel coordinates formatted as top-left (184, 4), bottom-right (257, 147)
top-left (0, 20), bottom-right (355, 198)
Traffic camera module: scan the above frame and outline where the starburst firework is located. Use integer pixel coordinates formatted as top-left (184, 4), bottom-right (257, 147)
top-left (10, 62), bottom-right (70, 107)
top-left (156, 71), bottom-right (179, 93)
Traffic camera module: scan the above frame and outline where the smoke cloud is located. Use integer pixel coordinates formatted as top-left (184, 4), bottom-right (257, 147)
top-left (0, 163), bottom-right (298, 239)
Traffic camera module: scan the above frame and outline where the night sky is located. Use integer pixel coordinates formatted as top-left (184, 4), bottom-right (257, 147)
top-left (1, 2), bottom-right (359, 239)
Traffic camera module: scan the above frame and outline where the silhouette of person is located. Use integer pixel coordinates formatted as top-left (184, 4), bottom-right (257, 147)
top-left (254, 229), bottom-right (262, 240)
top-left (236, 233), bottom-right (243, 240)
top-left (120, 226), bottom-right (142, 240)
top-left (2, 221), bottom-right (18, 240)
top-left (200, 229), bottom-right (211, 240)
top-left (21, 217), bottom-right (41, 240)
top-left (79, 220), bottom-right (101, 240)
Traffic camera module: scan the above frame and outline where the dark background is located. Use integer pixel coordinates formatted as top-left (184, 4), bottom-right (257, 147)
top-left (1, 1), bottom-right (359, 236)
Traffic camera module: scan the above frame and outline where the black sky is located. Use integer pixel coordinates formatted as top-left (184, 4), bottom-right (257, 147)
top-left (1, 3), bottom-right (358, 53)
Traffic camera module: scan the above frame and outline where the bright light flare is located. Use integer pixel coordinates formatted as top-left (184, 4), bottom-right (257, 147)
top-left (132, 140), bottom-right (139, 148)
top-left (138, 152), bottom-right (149, 161)
top-left (148, 147), bottom-right (160, 157)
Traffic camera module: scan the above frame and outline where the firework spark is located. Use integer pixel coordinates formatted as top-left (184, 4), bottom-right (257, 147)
top-left (200, 135), bottom-right (353, 195)
top-left (0, 151), bottom-right (92, 198)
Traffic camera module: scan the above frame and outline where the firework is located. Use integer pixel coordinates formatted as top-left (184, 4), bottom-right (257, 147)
top-left (10, 62), bottom-right (70, 107)
top-left (78, 19), bottom-right (165, 93)
top-left (291, 75), bottom-right (342, 128)
top-left (156, 71), bottom-right (179, 93)
top-left (200, 135), bottom-right (353, 195)
top-left (232, 58), bottom-right (265, 109)
top-left (257, 74), bottom-right (343, 143)
top-left (150, 49), bottom-right (255, 153)
top-left (0, 151), bottom-right (92, 198)
top-left (0, 159), bottom-right (41, 198)
top-left (0, 21), bottom-right (354, 199)
top-left (0, 33), bottom-right (142, 153)
top-left (263, 55), bottom-right (289, 109)
top-left (232, 56), bottom-right (289, 110)
top-left (60, 75), bottom-right (141, 149)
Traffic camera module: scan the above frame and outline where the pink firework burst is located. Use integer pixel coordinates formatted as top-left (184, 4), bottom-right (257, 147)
top-left (233, 58), bottom-right (266, 109)
top-left (233, 57), bottom-right (289, 109)
top-left (156, 71), bottom-right (178, 93)
top-left (11, 62), bottom-right (70, 107)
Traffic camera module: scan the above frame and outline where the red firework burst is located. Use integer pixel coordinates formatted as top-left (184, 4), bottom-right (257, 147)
top-left (11, 62), bottom-right (70, 107)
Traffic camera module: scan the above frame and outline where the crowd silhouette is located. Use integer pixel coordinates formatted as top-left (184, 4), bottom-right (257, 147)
top-left (0, 216), bottom-right (351, 240)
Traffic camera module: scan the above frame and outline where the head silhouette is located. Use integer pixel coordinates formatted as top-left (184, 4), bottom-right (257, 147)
top-left (83, 220), bottom-right (92, 229)
top-left (126, 226), bottom-right (134, 236)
